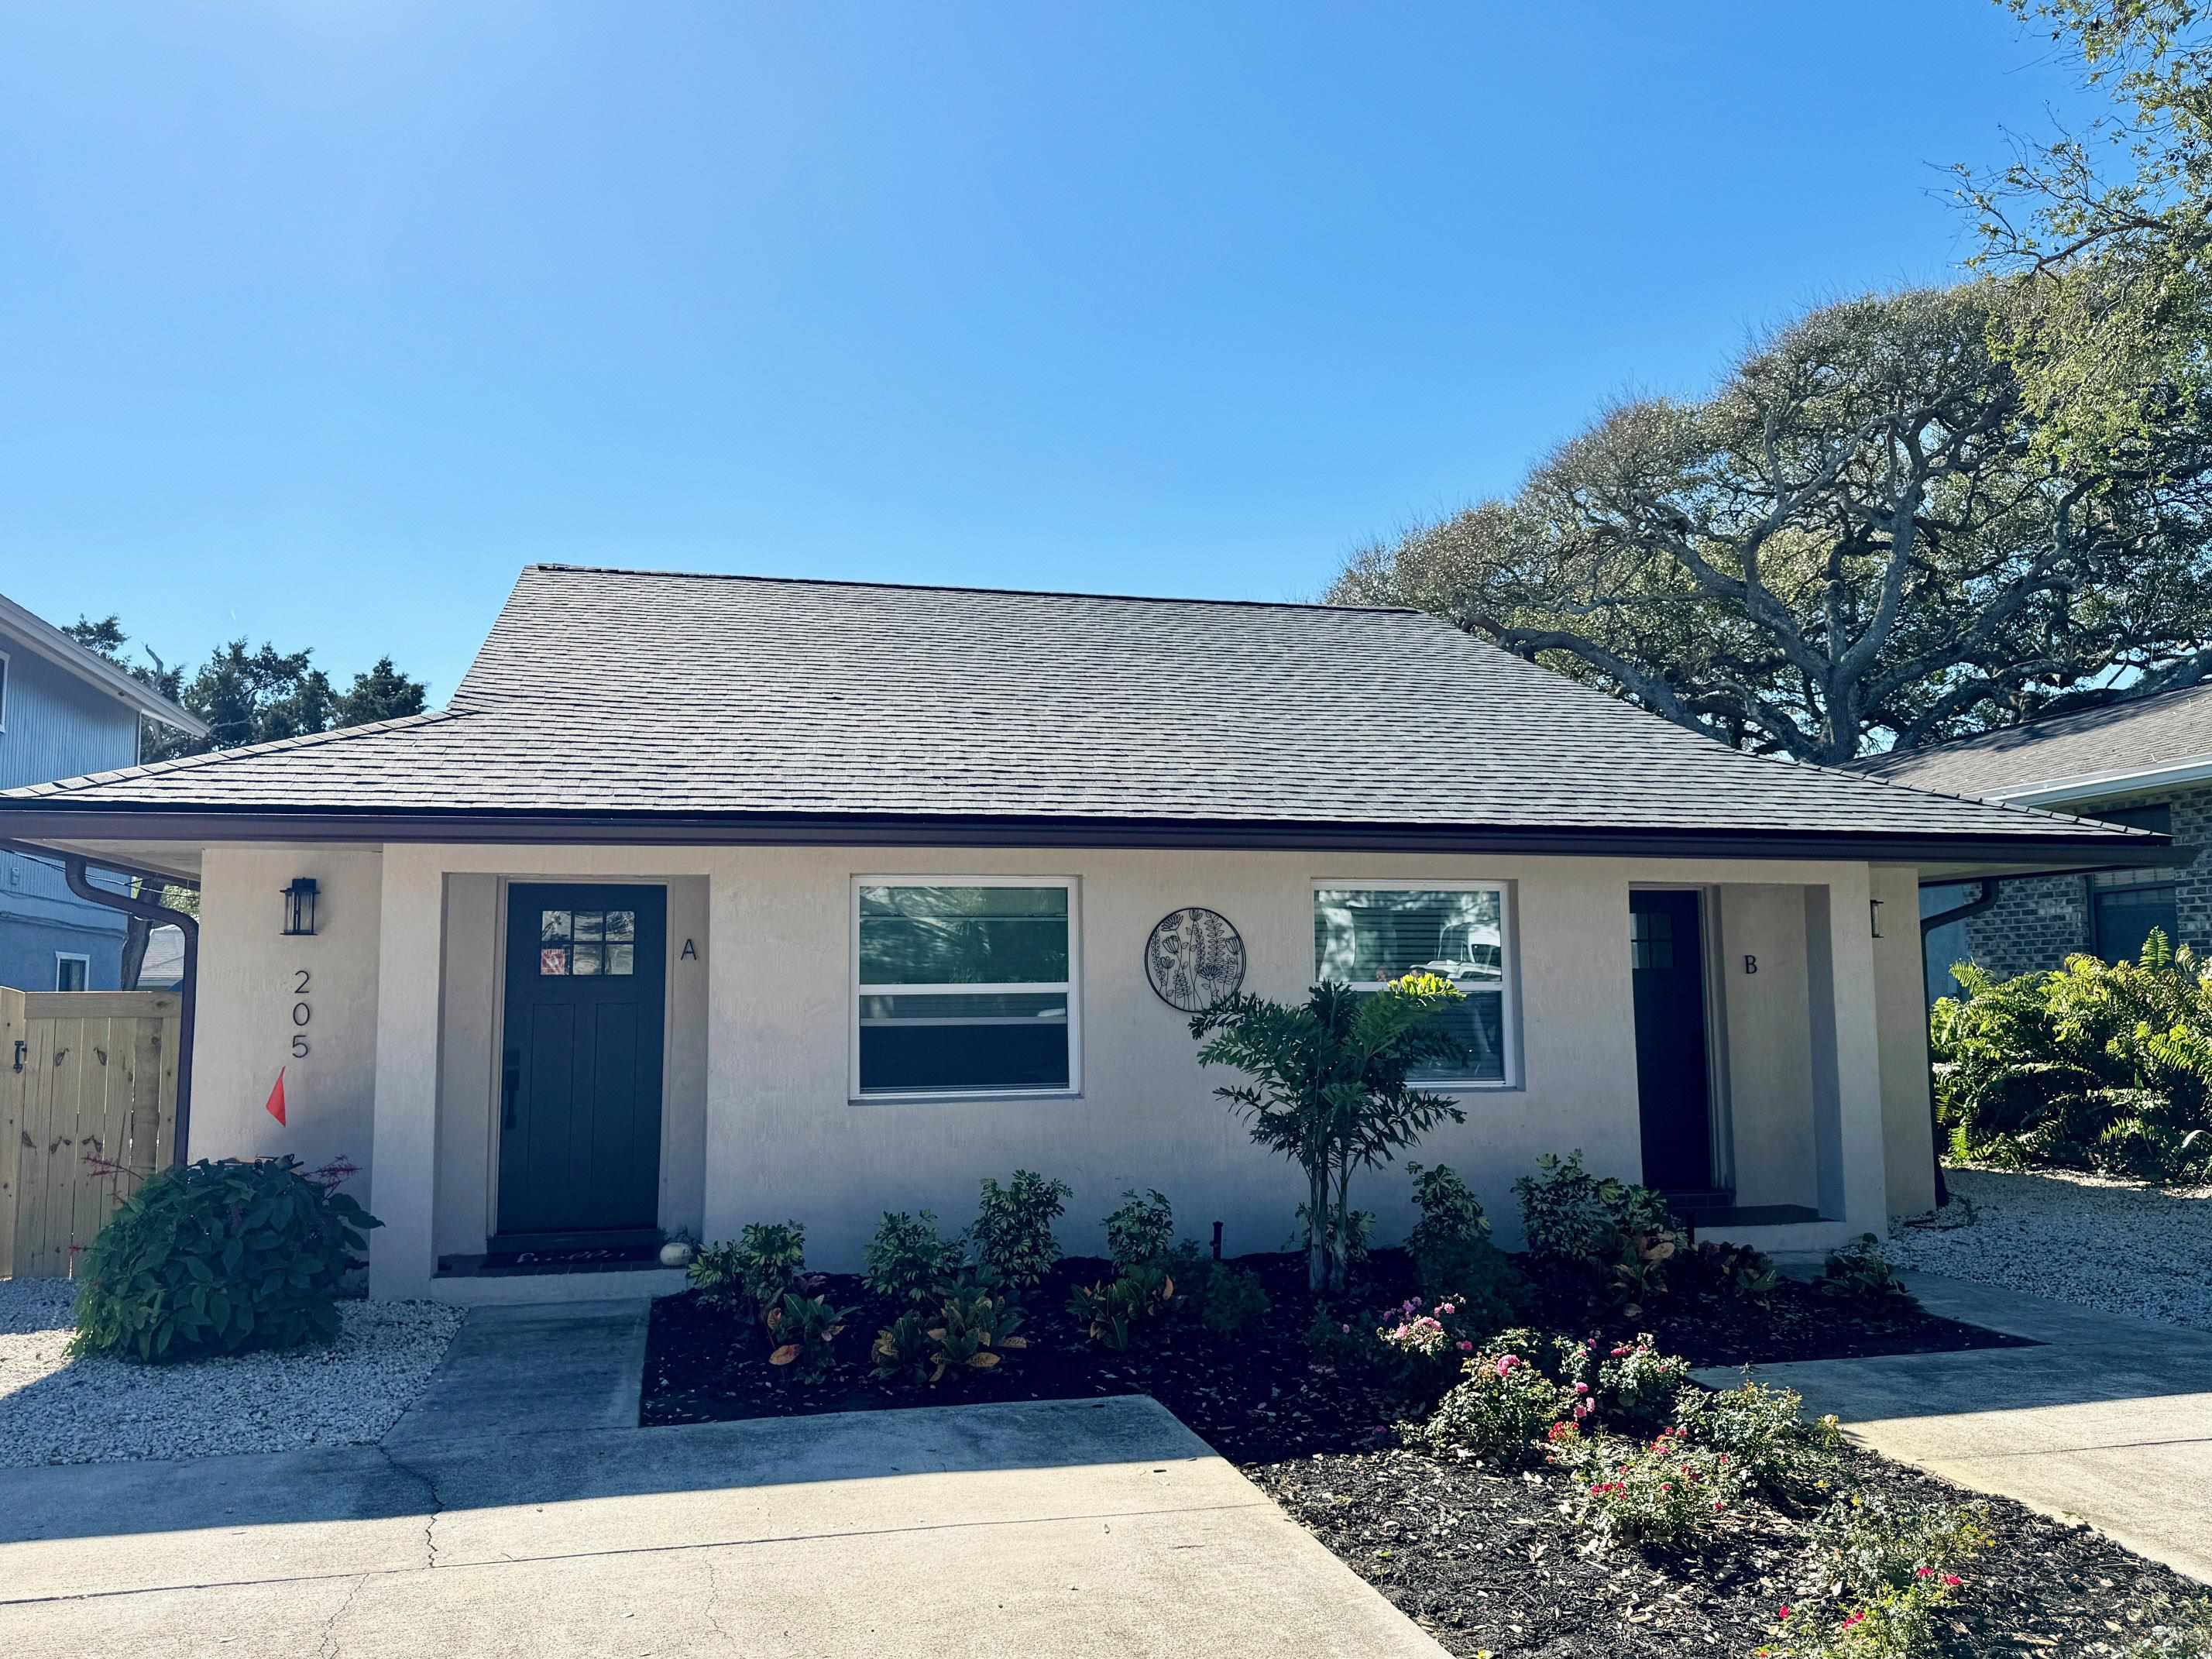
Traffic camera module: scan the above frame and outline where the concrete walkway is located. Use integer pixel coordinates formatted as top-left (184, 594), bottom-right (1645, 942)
top-left (1697, 1270), bottom-right (2212, 1585)
top-left (1, 1300), bottom-right (1444, 1658)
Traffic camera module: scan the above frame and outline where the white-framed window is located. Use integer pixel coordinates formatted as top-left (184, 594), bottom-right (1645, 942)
top-left (1313, 881), bottom-right (1517, 1087)
top-left (54, 953), bottom-right (90, 992)
top-left (0, 647), bottom-right (11, 733)
top-left (852, 877), bottom-right (1080, 1099)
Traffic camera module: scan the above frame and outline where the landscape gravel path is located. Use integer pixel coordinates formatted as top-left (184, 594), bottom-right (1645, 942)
top-left (0, 1279), bottom-right (464, 1467)
top-left (1886, 1165), bottom-right (2212, 1333)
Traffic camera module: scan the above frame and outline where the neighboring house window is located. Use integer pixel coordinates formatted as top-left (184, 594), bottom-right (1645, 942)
top-left (55, 953), bottom-right (90, 992)
top-left (0, 647), bottom-right (10, 732)
top-left (853, 879), bottom-right (1079, 1097)
top-left (2086, 803), bottom-right (2180, 962)
top-left (1314, 883), bottom-right (1516, 1086)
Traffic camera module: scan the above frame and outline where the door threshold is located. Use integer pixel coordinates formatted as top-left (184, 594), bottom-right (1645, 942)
top-left (441, 1241), bottom-right (665, 1278)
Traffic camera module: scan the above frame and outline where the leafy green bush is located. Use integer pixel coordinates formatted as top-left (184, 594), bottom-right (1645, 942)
top-left (1103, 1188), bottom-right (1175, 1273)
top-left (869, 1274), bottom-right (1029, 1386)
top-left (1412, 1342), bottom-right (1568, 1462)
top-left (1561, 1425), bottom-right (1741, 1548)
top-left (1404, 1162), bottom-right (1528, 1329)
top-left (1592, 1333), bottom-right (1692, 1431)
top-left (1691, 1239), bottom-right (1781, 1307)
top-left (1068, 1263), bottom-right (1177, 1349)
top-left (1673, 1376), bottom-right (1842, 1502)
top-left (1761, 1496), bottom-right (1991, 1657)
top-left (1195, 1262), bottom-right (1269, 1337)
top-left (764, 1291), bottom-right (853, 1382)
top-left (1512, 1151), bottom-right (1686, 1308)
top-left (689, 1220), bottom-right (806, 1321)
top-left (970, 1170), bottom-right (1070, 1289)
top-left (863, 1211), bottom-right (963, 1305)
top-left (71, 1156), bottom-right (380, 1363)
top-left (1815, 1235), bottom-right (1917, 1314)
top-left (1932, 939), bottom-right (2212, 1183)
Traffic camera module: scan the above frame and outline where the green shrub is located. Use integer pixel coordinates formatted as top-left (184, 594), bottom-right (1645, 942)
top-left (1195, 1262), bottom-right (1269, 1337)
top-left (1305, 1307), bottom-right (1383, 1374)
top-left (870, 1275), bottom-right (1029, 1386)
top-left (689, 1220), bottom-right (806, 1321)
top-left (71, 1156), bottom-right (380, 1363)
top-left (1672, 1376), bottom-right (1841, 1501)
top-left (1103, 1189), bottom-right (1175, 1273)
top-left (1068, 1263), bottom-right (1177, 1349)
top-left (1405, 1162), bottom-right (1528, 1328)
top-left (863, 1211), bottom-right (963, 1305)
top-left (1412, 1342), bottom-right (1569, 1462)
top-left (1562, 1425), bottom-right (1741, 1548)
top-left (1761, 1496), bottom-right (1990, 1657)
top-left (1932, 939), bottom-right (2212, 1183)
top-left (1692, 1238), bottom-right (1781, 1307)
top-left (1593, 1333), bottom-right (1691, 1431)
top-left (1513, 1151), bottom-right (1686, 1307)
top-left (1815, 1235), bottom-right (1917, 1314)
top-left (764, 1291), bottom-right (853, 1382)
top-left (970, 1170), bottom-right (1070, 1289)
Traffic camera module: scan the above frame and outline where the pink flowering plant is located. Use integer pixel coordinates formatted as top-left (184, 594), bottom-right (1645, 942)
top-left (1558, 1424), bottom-right (1743, 1548)
top-left (1674, 1374), bottom-right (1843, 1503)
top-left (1410, 1341), bottom-right (1570, 1462)
top-left (1595, 1332), bottom-right (1693, 1430)
top-left (1755, 1495), bottom-right (1990, 1657)
top-left (1375, 1294), bottom-right (1504, 1394)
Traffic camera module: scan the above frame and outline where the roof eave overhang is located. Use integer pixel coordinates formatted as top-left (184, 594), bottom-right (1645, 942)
top-left (0, 595), bottom-right (210, 737)
top-left (0, 802), bottom-right (2169, 868)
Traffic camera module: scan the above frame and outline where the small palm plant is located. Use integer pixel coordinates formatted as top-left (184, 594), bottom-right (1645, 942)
top-left (1190, 972), bottom-right (1467, 1293)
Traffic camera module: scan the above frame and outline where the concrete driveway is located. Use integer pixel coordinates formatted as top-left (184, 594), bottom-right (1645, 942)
top-left (0, 1301), bottom-right (1443, 1658)
top-left (1698, 1270), bottom-right (2212, 1585)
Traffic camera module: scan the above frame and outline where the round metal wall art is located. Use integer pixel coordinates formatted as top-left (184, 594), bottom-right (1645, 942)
top-left (1145, 906), bottom-right (1247, 1012)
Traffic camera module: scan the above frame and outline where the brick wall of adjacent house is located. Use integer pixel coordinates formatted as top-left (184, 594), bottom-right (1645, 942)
top-left (1960, 782), bottom-right (2212, 976)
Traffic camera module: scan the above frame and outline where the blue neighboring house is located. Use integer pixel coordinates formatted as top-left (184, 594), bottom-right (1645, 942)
top-left (0, 592), bottom-right (206, 990)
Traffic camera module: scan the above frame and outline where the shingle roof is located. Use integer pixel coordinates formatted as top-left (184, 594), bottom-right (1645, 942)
top-left (1853, 682), bottom-right (2212, 800)
top-left (0, 565), bottom-right (2159, 854)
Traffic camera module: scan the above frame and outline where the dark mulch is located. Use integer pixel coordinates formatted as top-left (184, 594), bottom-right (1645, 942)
top-left (1251, 1444), bottom-right (2198, 1657)
top-left (642, 1249), bottom-right (2024, 1455)
top-left (644, 1250), bottom-right (2186, 1654)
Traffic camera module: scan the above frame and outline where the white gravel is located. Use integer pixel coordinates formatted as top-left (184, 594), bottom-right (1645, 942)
top-left (0, 1279), bottom-right (464, 1467)
top-left (1886, 1165), bottom-right (2212, 1333)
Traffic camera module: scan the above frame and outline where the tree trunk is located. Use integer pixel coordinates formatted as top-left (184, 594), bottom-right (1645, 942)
top-left (1307, 1166), bottom-right (1329, 1293)
top-left (1328, 1156), bottom-right (1354, 1295)
top-left (118, 913), bottom-right (151, 990)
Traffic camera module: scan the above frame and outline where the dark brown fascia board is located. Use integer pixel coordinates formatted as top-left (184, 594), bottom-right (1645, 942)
top-left (0, 802), bottom-right (2169, 868)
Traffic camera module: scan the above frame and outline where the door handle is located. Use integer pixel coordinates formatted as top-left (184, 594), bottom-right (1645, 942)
top-left (502, 1052), bottom-right (520, 1130)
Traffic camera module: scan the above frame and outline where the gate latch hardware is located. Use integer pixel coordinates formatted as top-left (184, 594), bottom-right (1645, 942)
top-left (11, 1039), bottom-right (23, 1073)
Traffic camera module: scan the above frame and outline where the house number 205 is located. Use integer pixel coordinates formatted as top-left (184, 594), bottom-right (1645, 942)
top-left (290, 968), bottom-right (311, 1058)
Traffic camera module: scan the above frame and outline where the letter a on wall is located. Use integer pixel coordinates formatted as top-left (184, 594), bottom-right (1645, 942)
top-left (265, 1068), bottom-right (287, 1126)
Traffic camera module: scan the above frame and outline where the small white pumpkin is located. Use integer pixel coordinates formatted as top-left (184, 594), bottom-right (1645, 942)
top-left (659, 1239), bottom-right (696, 1269)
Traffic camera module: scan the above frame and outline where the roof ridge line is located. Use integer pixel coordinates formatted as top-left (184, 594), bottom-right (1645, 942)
top-left (517, 562), bottom-right (1423, 618)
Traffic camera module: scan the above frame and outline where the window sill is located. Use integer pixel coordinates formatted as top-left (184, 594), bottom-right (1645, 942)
top-left (850, 1088), bottom-right (1084, 1106)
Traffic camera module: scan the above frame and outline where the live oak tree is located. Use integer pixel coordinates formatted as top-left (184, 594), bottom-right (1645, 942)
top-left (1960, 1), bottom-right (2212, 469)
top-left (1331, 284), bottom-right (2212, 764)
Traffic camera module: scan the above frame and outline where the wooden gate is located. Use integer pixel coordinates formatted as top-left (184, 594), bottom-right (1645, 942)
top-left (0, 988), bottom-right (180, 1279)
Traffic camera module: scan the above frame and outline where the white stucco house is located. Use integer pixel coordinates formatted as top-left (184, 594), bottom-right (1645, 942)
top-left (0, 565), bottom-right (2162, 1302)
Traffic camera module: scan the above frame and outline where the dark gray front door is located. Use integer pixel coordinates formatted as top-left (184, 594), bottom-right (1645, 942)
top-left (497, 884), bottom-right (666, 1246)
top-left (1630, 889), bottom-right (1715, 1194)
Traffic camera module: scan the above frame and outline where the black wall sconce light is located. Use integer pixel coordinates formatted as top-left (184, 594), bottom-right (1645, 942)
top-left (1869, 898), bottom-right (1885, 939)
top-left (281, 878), bottom-right (320, 937)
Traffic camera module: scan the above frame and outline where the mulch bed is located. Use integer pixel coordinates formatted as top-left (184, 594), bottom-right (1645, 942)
top-left (642, 1250), bottom-right (2188, 1654)
top-left (641, 1248), bottom-right (2025, 1455)
top-left (1252, 1444), bottom-right (2200, 1657)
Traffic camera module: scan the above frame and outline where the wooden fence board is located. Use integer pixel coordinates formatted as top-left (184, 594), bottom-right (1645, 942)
top-left (0, 988), bottom-right (22, 1280)
top-left (1, 990), bottom-right (184, 1279)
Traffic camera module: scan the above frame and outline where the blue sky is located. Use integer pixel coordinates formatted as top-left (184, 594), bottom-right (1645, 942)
top-left (0, 4), bottom-right (2096, 701)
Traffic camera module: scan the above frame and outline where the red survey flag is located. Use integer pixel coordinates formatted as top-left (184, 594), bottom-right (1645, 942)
top-left (265, 1068), bottom-right (287, 1126)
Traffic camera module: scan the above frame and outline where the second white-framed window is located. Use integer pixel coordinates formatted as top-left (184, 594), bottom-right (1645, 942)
top-left (1313, 881), bottom-right (1517, 1087)
top-left (851, 876), bottom-right (1080, 1099)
